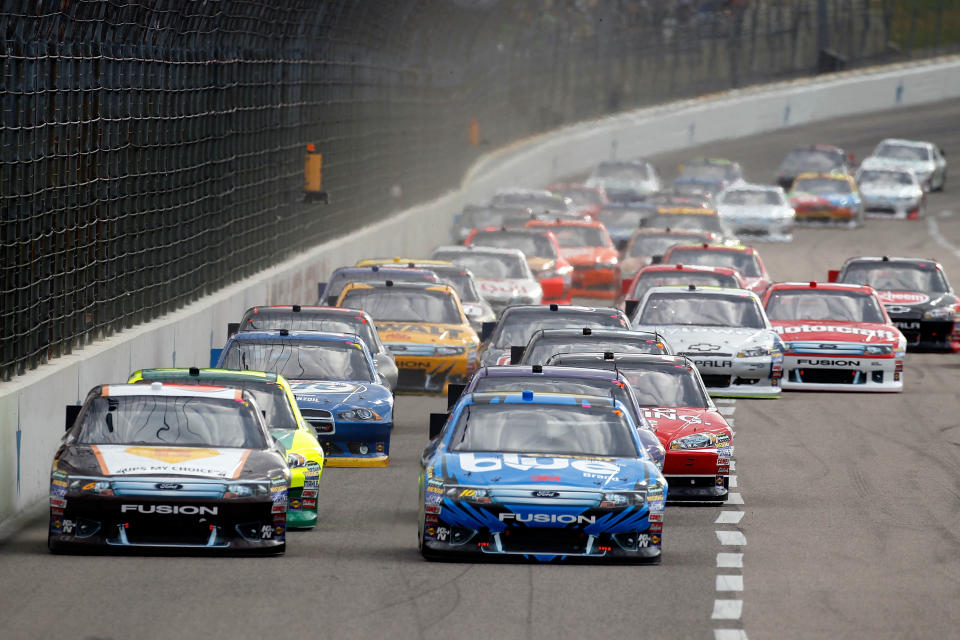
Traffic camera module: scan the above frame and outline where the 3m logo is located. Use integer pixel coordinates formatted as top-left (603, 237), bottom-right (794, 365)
top-left (124, 447), bottom-right (220, 464)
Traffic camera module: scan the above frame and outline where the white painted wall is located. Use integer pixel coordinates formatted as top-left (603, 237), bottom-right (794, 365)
top-left (3, 55), bottom-right (959, 525)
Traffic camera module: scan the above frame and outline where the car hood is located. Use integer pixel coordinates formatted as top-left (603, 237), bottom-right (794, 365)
top-left (772, 321), bottom-right (902, 346)
top-left (377, 321), bottom-right (477, 345)
top-left (56, 444), bottom-right (272, 480)
top-left (640, 407), bottom-right (731, 443)
top-left (634, 325), bottom-right (779, 353)
top-left (859, 184), bottom-right (922, 199)
top-left (476, 278), bottom-right (541, 300)
top-left (291, 380), bottom-right (393, 413)
top-left (719, 205), bottom-right (792, 219)
top-left (434, 451), bottom-right (654, 491)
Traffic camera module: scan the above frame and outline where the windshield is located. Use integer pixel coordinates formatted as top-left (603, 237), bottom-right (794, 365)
top-left (874, 143), bottom-right (930, 162)
top-left (631, 271), bottom-right (740, 300)
top-left (221, 340), bottom-right (373, 382)
top-left (138, 379), bottom-right (299, 431)
top-left (493, 311), bottom-right (628, 348)
top-left (471, 231), bottom-right (556, 258)
top-left (720, 190), bottom-right (783, 206)
top-left (628, 233), bottom-right (707, 257)
top-left (326, 270), bottom-right (435, 302)
top-left (647, 213), bottom-right (723, 232)
top-left (617, 365), bottom-right (710, 408)
top-left (591, 163), bottom-right (651, 181)
top-left (639, 292), bottom-right (765, 328)
top-left (597, 208), bottom-right (647, 230)
top-left (76, 395), bottom-right (266, 448)
top-left (340, 288), bottom-right (461, 325)
top-left (433, 251), bottom-right (528, 279)
top-left (840, 263), bottom-right (949, 293)
top-left (858, 170), bottom-right (914, 186)
top-left (474, 376), bottom-right (639, 424)
top-left (450, 403), bottom-right (637, 457)
top-left (792, 178), bottom-right (852, 195)
top-left (779, 149), bottom-right (844, 173)
top-left (765, 290), bottom-right (886, 323)
top-left (432, 268), bottom-right (481, 303)
top-left (548, 226), bottom-right (609, 248)
top-left (666, 249), bottom-right (761, 277)
top-left (239, 312), bottom-right (380, 352)
top-left (523, 335), bottom-right (666, 365)
top-left (678, 164), bottom-right (732, 181)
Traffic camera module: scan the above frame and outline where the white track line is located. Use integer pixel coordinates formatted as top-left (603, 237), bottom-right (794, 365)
top-left (730, 460), bottom-right (736, 471)
top-left (714, 630), bottom-right (749, 640)
top-left (726, 492), bottom-right (744, 505)
top-left (712, 600), bottom-right (744, 620)
top-left (717, 552), bottom-right (743, 568)
top-left (719, 405), bottom-right (736, 416)
top-left (928, 213), bottom-right (960, 258)
top-left (729, 475), bottom-right (738, 488)
top-left (716, 530), bottom-right (747, 546)
top-left (716, 575), bottom-right (744, 591)
top-left (715, 511), bottom-right (745, 525)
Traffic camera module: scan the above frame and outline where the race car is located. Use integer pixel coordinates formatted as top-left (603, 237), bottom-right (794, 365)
top-left (465, 226), bottom-right (573, 304)
top-left (317, 265), bottom-right (438, 307)
top-left (431, 245), bottom-right (543, 316)
top-left (489, 188), bottom-right (576, 218)
top-left (526, 219), bottom-right (621, 300)
top-left (540, 353), bottom-right (733, 503)
top-left (787, 172), bottom-right (864, 227)
top-left (477, 303), bottom-right (630, 366)
top-left (517, 327), bottom-right (670, 365)
top-left (450, 364), bottom-right (665, 468)
top-left (451, 204), bottom-right (535, 244)
top-left (861, 138), bottom-right (947, 192)
top-left (671, 157), bottom-right (744, 199)
top-left (337, 281), bottom-right (480, 393)
top-left (716, 183), bottom-right (795, 242)
top-left (640, 206), bottom-right (728, 237)
top-left (619, 228), bottom-right (722, 291)
top-left (226, 304), bottom-right (398, 391)
top-left (585, 158), bottom-right (663, 202)
top-left (51, 383), bottom-right (290, 554)
top-left (631, 286), bottom-right (784, 398)
top-left (547, 183), bottom-right (608, 219)
top-left (353, 258), bottom-right (496, 332)
top-left (625, 264), bottom-right (746, 307)
top-left (594, 202), bottom-right (655, 250)
top-left (829, 256), bottom-right (960, 352)
top-left (419, 391), bottom-right (667, 563)
top-left (762, 281), bottom-right (906, 391)
top-left (775, 144), bottom-right (854, 191)
top-left (854, 165), bottom-right (926, 219)
top-left (127, 368), bottom-right (323, 528)
top-left (218, 330), bottom-right (394, 466)
top-left (661, 242), bottom-right (772, 294)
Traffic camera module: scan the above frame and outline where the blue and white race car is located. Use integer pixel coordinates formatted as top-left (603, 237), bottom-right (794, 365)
top-left (217, 330), bottom-right (394, 467)
top-left (419, 391), bottom-right (667, 563)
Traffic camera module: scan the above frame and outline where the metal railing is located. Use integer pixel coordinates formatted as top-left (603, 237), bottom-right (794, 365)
top-left (2, 0), bottom-right (956, 380)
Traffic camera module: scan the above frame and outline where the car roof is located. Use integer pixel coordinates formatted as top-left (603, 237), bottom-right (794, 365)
top-left (793, 172), bottom-right (853, 181)
top-left (533, 327), bottom-right (659, 339)
top-left (666, 243), bottom-right (757, 254)
top-left (132, 368), bottom-right (281, 385)
top-left (434, 245), bottom-right (525, 258)
top-left (767, 282), bottom-right (875, 294)
top-left (842, 256), bottom-right (939, 267)
top-left (102, 383), bottom-right (246, 400)
top-left (721, 182), bottom-right (781, 193)
top-left (547, 352), bottom-right (696, 367)
top-left (475, 364), bottom-right (622, 381)
top-left (246, 305), bottom-right (367, 317)
top-left (500, 304), bottom-right (624, 316)
top-left (228, 330), bottom-right (369, 345)
top-left (645, 285), bottom-right (757, 298)
top-left (877, 138), bottom-right (931, 148)
top-left (637, 263), bottom-right (742, 276)
top-left (339, 281), bottom-right (457, 295)
top-left (463, 391), bottom-right (618, 408)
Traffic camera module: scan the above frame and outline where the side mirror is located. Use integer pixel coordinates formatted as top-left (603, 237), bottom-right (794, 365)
top-left (316, 282), bottom-right (327, 304)
top-left (940, 148), bottom-right (946, 157)
top-left (847, 153), bottom-right (855, 164)
top-left (65, 404), bottom-right (82, 432)
top-left (624, 299), bottom-right (641, 319)
top-left (447, 383), bottom-right (466, 410)
top-left (510, 345), bottom-right (526, 365)
top-left (209, 348), bottom-right (223, 368)
top-left (479, 321), bottom-right (497, 343)
top-left (651, 255), bottom-right (663, 264)
top-left (827, 269), bottom-right (840, 283)
top-left (227, 322), bottom-right (240, 339)
top-left (326, 296), bottom-right (339, 307)
top-left (615, 238), bottom-right (628, 252)
top-left (429, 413), bottom-right (448, 440)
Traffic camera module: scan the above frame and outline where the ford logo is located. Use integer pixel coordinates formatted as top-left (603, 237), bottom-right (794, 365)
top-left (533, 490), bottom-right (560, 498)
top-left (156, 482), bottom-right (183, 490)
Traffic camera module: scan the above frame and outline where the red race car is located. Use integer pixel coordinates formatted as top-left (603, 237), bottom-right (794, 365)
top-left (762, 281), bottom-right (906, 392)
top-left (662, 242), bottom-right (771, 294)
top-left (465, 226), bottom-right (573, 304)
top-left (527, 218), bottom-right (621, 300)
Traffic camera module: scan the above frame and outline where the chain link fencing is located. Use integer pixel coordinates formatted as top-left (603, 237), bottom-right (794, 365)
top-left (2, 0), bottom-right (957, 380)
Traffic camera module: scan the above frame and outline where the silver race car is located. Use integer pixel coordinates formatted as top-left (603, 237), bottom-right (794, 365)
top-left (432, 245), bottom-right (543, 316)
top-left (631, 285), bottom-right (784, 398)
top-left (855, 165), bottom-right (926, 219)
top-left (716, 183), bottom-right (795, 242)
top-left (861, 138), bottom-right (947, 192)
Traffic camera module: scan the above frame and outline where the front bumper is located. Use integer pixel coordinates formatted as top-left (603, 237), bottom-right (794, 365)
top-left (663, 448), bottom-right (730, 502)
top-left (890, 317), bottom-right (959, 352)
top-left (286, 461), bottom-right (321, 527)
top-left (723, 219), bottom-right (793, 242)
top-left (781, 354), bottom-right (902, 392)
top-left (793, 206), bottom-right (858, 226)
top-left (318, 421), bottom-right (392, 467)
top-left (686, 355), bottom-right (782, 398)
top-left (862, 198), bottom-right (922, 220)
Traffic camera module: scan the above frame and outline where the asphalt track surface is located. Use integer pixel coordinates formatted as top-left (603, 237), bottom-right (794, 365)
top-left (2, 99), bottom-right (960, 640)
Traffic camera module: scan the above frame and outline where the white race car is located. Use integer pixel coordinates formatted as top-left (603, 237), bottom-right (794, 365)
top-left (716, 183), bottom-right (795, 242)
top-left (855, 164), bottom-right (926, 219)
top-left (861, 138), bottom-right (947, 192)
top-left (631, 285), bottom-right (784, 398)
top-left (431, 245), bottom-right (543, 316)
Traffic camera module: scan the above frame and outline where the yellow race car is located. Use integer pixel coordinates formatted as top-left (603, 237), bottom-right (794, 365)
top-left (336, 281), bottom-right (479, 393)
top-left (127, 367), bottom-right (324, 528)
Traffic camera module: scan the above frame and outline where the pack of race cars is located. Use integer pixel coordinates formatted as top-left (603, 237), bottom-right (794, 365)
top-left (49, 137), bottom-right (954, 562)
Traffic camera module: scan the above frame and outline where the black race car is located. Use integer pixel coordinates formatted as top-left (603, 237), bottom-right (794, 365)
top-left (830, 256), bottom-right (960, 352)
top-left (50, 383), bottom-right (291, 554)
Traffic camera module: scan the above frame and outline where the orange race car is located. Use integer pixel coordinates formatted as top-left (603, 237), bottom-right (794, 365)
top-left (526, 218), bottom-right (621, 300)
